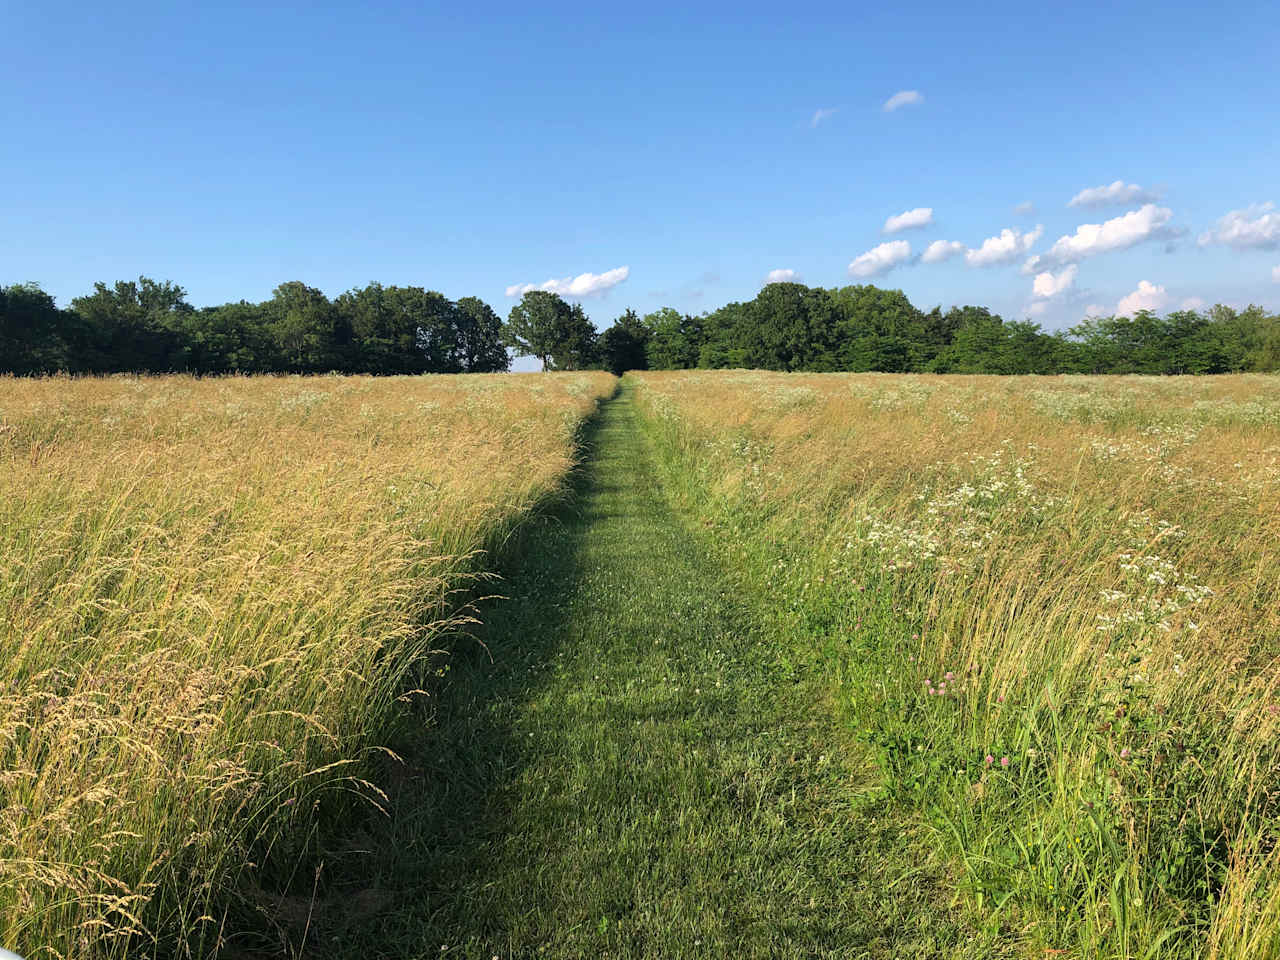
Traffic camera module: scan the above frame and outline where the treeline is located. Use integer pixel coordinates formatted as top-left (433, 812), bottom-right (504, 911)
top-left (5, 278), bottom-right (1280, 376)
top-left (612, 284), bottom-right (1280, 376)
top-left (1, 279), bottom-right (509, 375)
top-left (390, 283), bottom-right (1280, 376)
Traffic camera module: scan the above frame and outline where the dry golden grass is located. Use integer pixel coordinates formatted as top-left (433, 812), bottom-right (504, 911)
top-left (0, 371), bottom-right (614, 958)
top-left (632, 370), bottom-right (1280, 956)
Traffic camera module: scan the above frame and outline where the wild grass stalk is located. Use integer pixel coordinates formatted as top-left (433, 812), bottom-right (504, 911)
top-left (632, 369), bottom-right (1280, 956)
top-left (0, 371), bottom-right (614, 958)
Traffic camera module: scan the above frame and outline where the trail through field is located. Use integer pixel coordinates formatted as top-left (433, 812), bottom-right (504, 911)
top-left (316, 387), bottom-right (969, 958)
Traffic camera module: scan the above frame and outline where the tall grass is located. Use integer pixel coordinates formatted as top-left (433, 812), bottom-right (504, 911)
top-left (631, 370), bottom-right (1280, 957)
top-left (0, 371), bottom-right (615, 958)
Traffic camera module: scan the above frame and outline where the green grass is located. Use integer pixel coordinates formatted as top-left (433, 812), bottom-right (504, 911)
top-left (625, 370), bottom-right (1280, 957)
top-left (260, 385), bottom-right (988, 958)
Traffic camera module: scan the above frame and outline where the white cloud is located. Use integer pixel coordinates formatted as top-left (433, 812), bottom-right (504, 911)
top-left (1014, 201), bottom-right (1036, 216)
top-left (921, 239), bottom-right (965, 264)
top-left (965, 225), bottom-right (1043, 267)
top-left (1027, 301), bottom-right (1049, 317)
top-left (1068, 180), bottom-right (1160, 209)
top-left (883, 207), bottom-right (934, 233)
top-left (1032, 264), bottom-right (1078, 298)
top-left (810, 107), bottom-right (838, 128)
top-left (1026, 204), bottom-right (1175, 270)
top-left (1116, 280), bottom-right (1170, 317)
top-left (1273, 265), bottom-right (1280, 283)
top-left (848, 240), bottom-right (911, 278)
top-left (506, 266), bottom-right (630, 299)
top-left (1198, 202), bottom-right (1280, 250)
top-left (1181, 296), bottom-right (1206, 310)
top-left (883, 90), bottom-right (923, 112)
top-left (1084, 303), bottom-right (1108, 318)
top-left (764, 268), bottom-right (800, 284)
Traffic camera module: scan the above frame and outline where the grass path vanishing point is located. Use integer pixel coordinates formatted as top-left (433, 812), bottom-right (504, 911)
top-left (301, 386), bottom-right (978, 959)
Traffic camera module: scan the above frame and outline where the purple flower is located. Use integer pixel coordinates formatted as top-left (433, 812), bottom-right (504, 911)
top-left (1000, 756), bottom-right (1010, 768)
top-left (944, 671), bottom-right (955, 681)
top-left (1120, 747), bottom-right (1131, 760)
top-left (985, 754), bottom-right (994, 766)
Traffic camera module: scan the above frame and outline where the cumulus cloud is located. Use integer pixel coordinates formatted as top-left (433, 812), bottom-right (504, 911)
top-left (1181, 296), bottom-right (1206, 310)
top-left (1025, 204), bottom-right (1175, 271)
top-left (1198, 202), bottom-right (1280, 250)
top-left (1274, 265), bottom-right (1280, 283)
top-left (1083, 303), bottom-right (1108, 318)
top-left (883, 207), bottom-right (934, 233)
top-left (965, 225), bottom-right (1043, 267)
top-left (764, 268), bottom-right (800, 284)
top-left (1116, 280), bottom-right (1170, 317)
top-left (848, 240), bottom-right (911, 278)
top-left (506, 266), bottom-right (630, 299)
top-left (810, 107), bottom-right (838, 128)
top-left (1014, 201), bottom-right (1036, 216)
top-left (1032, 264), bottom-right (1078, 299)
top-left (921, 239), bottom-right (966, 264)
top-left (883, 90), bottom-right (923, 112)
top-left (1068, 180), bottom-right (1160, 209)
top-left (1027, 301), bottom-right (1049, 318)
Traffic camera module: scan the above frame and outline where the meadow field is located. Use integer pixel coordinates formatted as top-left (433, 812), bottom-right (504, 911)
top-left (631, 370), bottom-right (1280, 957)
top-left (0, 372), bottom-right (615, 957)
top-left (4, 368), bottom-right (1280, 959)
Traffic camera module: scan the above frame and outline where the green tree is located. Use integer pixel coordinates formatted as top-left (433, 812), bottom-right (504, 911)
top-left (738, 283), bottom-right (837, 370)
top-left (402, 288), bottom-right (465, 372)
top-left (504, 292), bottom-right (596, 370)
top-left (1207, 304), bottom-right (1276, 372)
top-left (644, 307), bottom-right (703, 369)
top-left (505, 291), bottom-right (568, 370)
top-left (0, 283), bottom-right (70, 374)
top-left (1063, 314), bottom-right (1116, 374)
top-left (1003, 319), bottom-right (1069, 374)
top-left (266, 281), bottom-right (349, 372)
top-left (557, 303), bottom-right (598, 370)
top-left (931, 307), bottom-right (1008, 373)
top-left (180, 301), bottom-right (277, 373)
top-left (697, 302), bottom-right (749, 368)
top-left (455, 296), bottom-right (511, 372)
top-left (337, 282), bottom-right (432, 373)
top-left (13, 273), bottom-right (1275, 377)
top-left (1160, 310), bottom-right (1228, 374)
top-left (71, 277), bottom-right (192, 372)
top-left (598, 308), bottom-right (649, 375)
top-left (828, 286), bottom-right (924, 372)
top-left (1251, 315), bottom-right (1280, 371)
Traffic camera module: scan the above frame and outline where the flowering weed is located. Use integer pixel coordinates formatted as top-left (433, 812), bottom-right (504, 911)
top-left (632, 369), bottom-right (1280, 958)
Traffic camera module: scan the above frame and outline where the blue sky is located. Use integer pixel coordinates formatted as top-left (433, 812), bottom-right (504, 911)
top-left (5, 0), bottom-right (1279, 370)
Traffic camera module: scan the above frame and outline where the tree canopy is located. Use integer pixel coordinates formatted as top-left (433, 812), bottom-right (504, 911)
top-left (598, 309), bottom-right (649, 376)
top-left (3, 276), bottom-right (1277, 376)
top-left (504, 291), bottom-right (599, 371)
top-left (626, 282), bottom-right (1279, 376)
top-left (1, 278), bottom-right (510, 375)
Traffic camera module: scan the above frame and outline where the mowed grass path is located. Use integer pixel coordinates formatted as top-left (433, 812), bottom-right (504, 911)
top-left (313, 388), bottom-right (970, 958)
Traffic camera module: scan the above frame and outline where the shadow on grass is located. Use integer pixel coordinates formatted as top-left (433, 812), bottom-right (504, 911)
top-left (216, 382), bottom-right (981, 960)
top-left (222, 395), bottom-right (618, 958)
